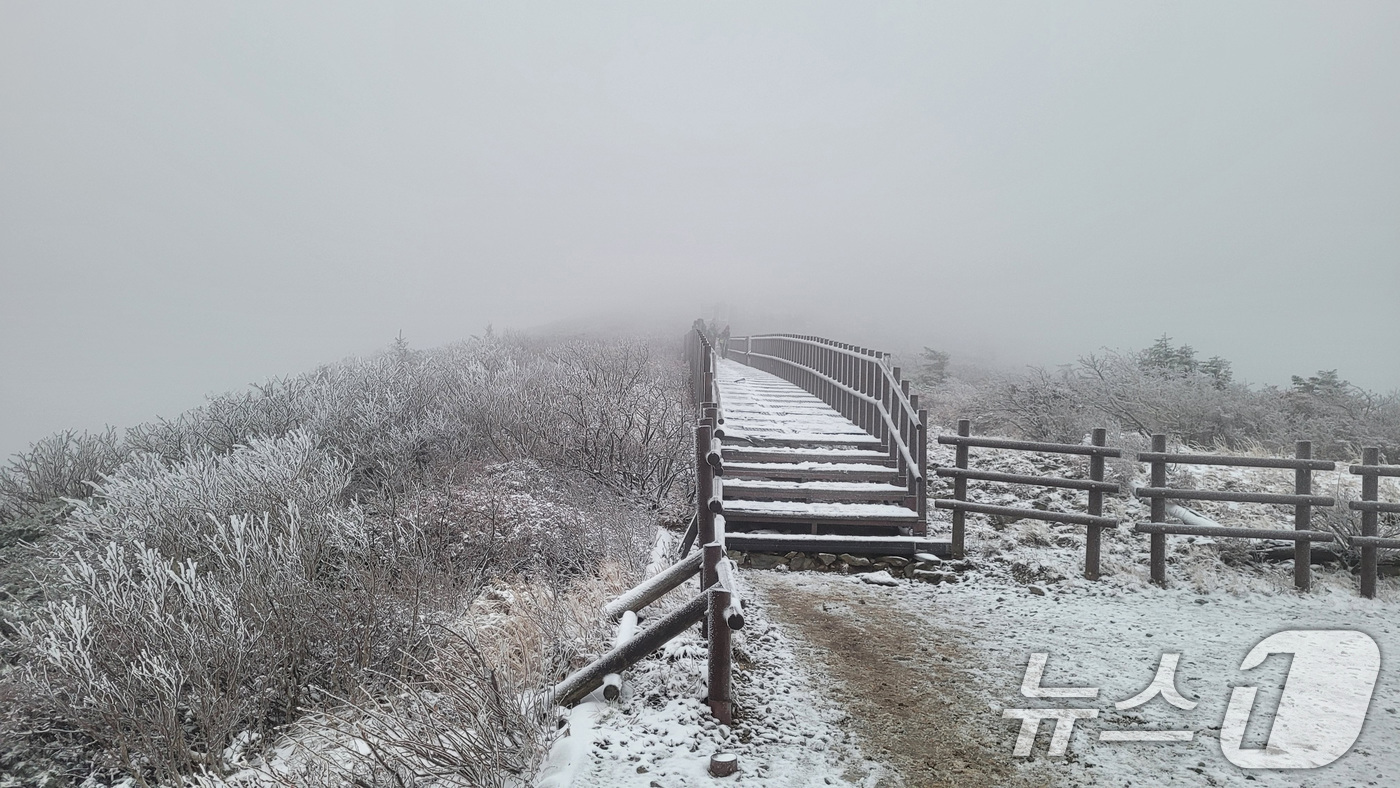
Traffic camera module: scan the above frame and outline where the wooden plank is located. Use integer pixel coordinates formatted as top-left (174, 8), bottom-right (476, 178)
top-left (725, 532), bottom-right (951, 556)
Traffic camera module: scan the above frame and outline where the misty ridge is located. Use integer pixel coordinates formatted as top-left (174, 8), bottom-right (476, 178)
top-left (1, 324), bottom-right (1397, 785)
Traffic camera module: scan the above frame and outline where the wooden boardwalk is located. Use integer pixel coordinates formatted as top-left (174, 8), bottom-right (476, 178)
top-left (715, 358), bottom-right (949, 556)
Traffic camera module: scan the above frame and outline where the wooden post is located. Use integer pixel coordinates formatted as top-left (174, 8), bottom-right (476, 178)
top-left (552, 593), bottom-right (709, 708)
top-left (953, 419), bottom-right (970, 558)
top-left (917, 406), bottom-right (928, 536)
top-left (696, 422), bottom-right (715, 592)
top-left (1149, 434), bottom-right (1167, 587)
top-left (602, 610), bottom-right (639, 701)
top-left (707, 586), bottom-right (733, 724)
top-left (1361, 447), bottom-right (1380, 599)
top-left (1295, 440), bottom-right (1313, 592)
top-left (1085, 428), bottom-right (1106, 580)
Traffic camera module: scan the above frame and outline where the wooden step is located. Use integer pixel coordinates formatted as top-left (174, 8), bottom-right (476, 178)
top-left (720, 430), bottom-right (882, 449)
top-left (722, 479), bottom-right (909, 503)
top-left (724, 461), bottom-right (899, 483)
top-left (726, 532), bottom-right (951, 557)
top-left (722, 446), bottom-right (891, 464)
top-left (721, 500), bottom-right (920, 528)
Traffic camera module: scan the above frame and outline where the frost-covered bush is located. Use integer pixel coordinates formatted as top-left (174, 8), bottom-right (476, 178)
top-left (919, 342), bottom-right (1399, 460)
top-left (0, 429), bottom-right (122, 522)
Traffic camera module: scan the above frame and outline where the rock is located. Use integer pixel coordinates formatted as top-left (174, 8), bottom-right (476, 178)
top-left (1028, 585), bottom-right (1046, 596)
top-left (913, 552), bottom-right (942, 564)
top-left (858, 570), bottom-right (900, 587)
top-left (789, 554), bottom-right (809, 571)
top-left (749, 553), bottom-right (788, 569)
top-left (727, 550), bottom-right (744, 561)
top-left (881, 556), bottom-right (910, 568)
top-left (948, 559), bottom-right (975, 572)
top-left (839, 554), bottom-right (871, 567)
top-left (817, 552), bottom-right (838, 566)
top-left (912, 570), bottom-right (945, 584)
top-left (902, 563), bottom-right (918, 578)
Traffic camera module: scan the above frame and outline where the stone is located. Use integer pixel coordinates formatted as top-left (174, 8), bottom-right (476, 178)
top-left (881, 556), bottom-right (910, 568)
top-left (789, 554), bottom-right (809, 571)
top-left (839, 553), bottom-right (871, 567)
top-left (1028, 585), bottom-right (1047, 596)
top-left (902, 562), bottom-right (918, 578)
top-left (912, 570), bottom-right (945, 584)
top-left (749, 553), bottom-right (788, 569)
top-left (817, 552), bottom-right (838, 566)
top-left (913, 552), bottom-right (942, 564)
top-left (858, 570), bottom-right (901, 587)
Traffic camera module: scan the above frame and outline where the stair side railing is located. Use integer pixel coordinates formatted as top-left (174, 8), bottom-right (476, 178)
top-left (550, 325), bottom-right (740, 722)
top-left (728, 333), bottom-right (927, 534)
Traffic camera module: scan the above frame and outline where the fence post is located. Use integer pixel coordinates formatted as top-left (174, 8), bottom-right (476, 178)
top-left (696, 421), bottom-right (715, 592)
top-left (1295, 441), bottom-right (1313, 592)
top-left (706, 584), bottom-right (733, 724)
top-left (953, 419), bottom-right (970, 558)
top-left (1085, 428), bottom-right (1107, 580)
top-left (917, 405), bottom-right (929, 536)
top-left (1360, 447), bottom-right (1380, 598)
top-left (1149, 434), bottom-right (1167, 587)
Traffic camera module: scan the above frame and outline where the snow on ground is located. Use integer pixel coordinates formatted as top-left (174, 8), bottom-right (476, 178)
top-left (559, 435), bottom-right (1400, 787)
top-left (555, 596), bottom-right (894, 787)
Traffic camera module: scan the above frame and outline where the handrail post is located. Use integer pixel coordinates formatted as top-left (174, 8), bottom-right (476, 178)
top-left (696, 421), bottom-right (715, 590)
top-left (706, 583), bottom-right (733, 724)
top-left (1149, 434), bottom-right (1167, 586)
top-left (916, 401), bottom-right (928, 536)
top-left (1086, 428), bottom-right (1106, 580)
top-left (1361, 447), bottom-right (1380, 598)
top-left (953, 419), bottom-right (970, 558)
top-left (1295, 440), bottom-right (1313, 592)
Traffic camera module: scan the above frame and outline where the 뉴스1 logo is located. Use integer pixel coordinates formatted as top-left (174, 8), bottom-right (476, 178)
top-left (1003, 629), bottom-right (1381, 769)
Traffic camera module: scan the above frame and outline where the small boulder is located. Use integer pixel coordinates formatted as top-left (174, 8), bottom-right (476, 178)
top-left (839, 554), bottom-right (872, 567)
top-left (1028, 585), bottom-right (1047, 596)
top-left (858, 570), bottom-right (900, 587)
top-left (817, 552), bottom-right (838, 566)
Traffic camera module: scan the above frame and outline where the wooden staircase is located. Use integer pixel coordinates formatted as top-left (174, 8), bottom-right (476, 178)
top-left (714, 358), bottom-right (948, 556)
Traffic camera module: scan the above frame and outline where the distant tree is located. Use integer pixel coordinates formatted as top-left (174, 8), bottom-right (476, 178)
top-left (915, 346), bottom-right (950, 387)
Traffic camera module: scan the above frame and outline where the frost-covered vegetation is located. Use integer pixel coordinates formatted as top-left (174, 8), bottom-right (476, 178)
top-left (0, 333), bottom-right (691, 787)
top-left (912, 335), bottom-right (1400, 462)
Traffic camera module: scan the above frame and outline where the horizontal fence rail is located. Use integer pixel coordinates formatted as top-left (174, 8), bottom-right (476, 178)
top-left (729, 333), bottom-right (928, 533)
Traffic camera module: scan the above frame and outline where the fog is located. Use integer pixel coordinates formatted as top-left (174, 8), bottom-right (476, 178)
top-left (3, 2), bottom-right (1398, 460)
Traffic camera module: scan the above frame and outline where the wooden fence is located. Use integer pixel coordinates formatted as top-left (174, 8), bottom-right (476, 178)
top-left (935, 424), bottom-right (1398, 596)
top-left (936, 420), bottom-right (1120, 573)
top-left (1349, 448), bottom-right (1400, 598)
top-left (728, 333), bottom-right (928, 533)
top-left (553, 326), bottom-right (739, 723)
top-left (1135, 435), bottom-right (1336, 591)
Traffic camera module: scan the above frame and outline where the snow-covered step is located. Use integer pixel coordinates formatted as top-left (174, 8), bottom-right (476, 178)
top-left (725, 532), bottom-right (950, 557)
top-left (722, 499), bottom-right (920, 526)
top-left (724, 461), bottom-right (899, 483)
top-left (722, 445), bottom-right (891, 464)
top-left (720, 429), bottom-right (882, 448)
top-left (722, 479), bottom-right (908, 503)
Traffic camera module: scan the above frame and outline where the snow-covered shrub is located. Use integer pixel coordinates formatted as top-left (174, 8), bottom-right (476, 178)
top-left (7, 433), bottom-right (427, 783)
top-left (0, 429), bottom-right (122, 523)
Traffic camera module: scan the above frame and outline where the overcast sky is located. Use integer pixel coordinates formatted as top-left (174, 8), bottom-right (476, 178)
top-left (3, 2), bottom-right (1398, 459)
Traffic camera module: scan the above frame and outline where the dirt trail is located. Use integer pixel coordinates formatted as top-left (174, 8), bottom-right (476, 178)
top-left (744, 571), bottom-right (1054, 788)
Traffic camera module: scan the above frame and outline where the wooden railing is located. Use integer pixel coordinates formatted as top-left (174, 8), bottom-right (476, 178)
top-left (552, 326), bottom-right (739, 723)
top-left (935, 420), bottom-right (1400, 596)
top-left (937, 420), bottom-right (1120, 568)
top-left (728, 333), bottom-right (928, 533)
top-left (1350, 449), bottom-right (1400, 598)
top-left (1135, 435), bottom-right (1337, 591)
